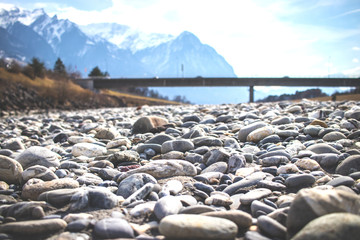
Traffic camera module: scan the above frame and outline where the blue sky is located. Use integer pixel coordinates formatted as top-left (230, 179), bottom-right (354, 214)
top-left (1, 0), bottom-right (359, 102)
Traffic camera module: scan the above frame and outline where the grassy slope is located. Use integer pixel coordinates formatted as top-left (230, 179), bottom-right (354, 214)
top-left (0, 68), bottom-right (180, 108)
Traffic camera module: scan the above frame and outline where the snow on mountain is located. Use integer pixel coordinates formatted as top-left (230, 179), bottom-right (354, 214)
top-left (0, 7), bottom-right (45, 28)
top-left (80, 23), bottom-right (175, 52)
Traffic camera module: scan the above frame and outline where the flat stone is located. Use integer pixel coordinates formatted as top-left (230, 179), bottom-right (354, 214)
top-left (205, 191), bottom-right (233, 207)
top-left (292, 213), bottom-right (360, 240)
top-left (247, 126), bottom-right (274, 143)
top-left (179, 205), bottom-right (216, 214)
top-left (94, 218), bottom-right (134, 239)
top-left (307, 143), bottom-right (341, 154)
top-left (223, 175), bottom-right (264, 196)
top-left (22, 178), bottom-right (79, 201)
top-left (106, 138), bottom-right (131, 149)
top-left (0, 219), bottom-right (67, 236)
top-left (108, 150), bottom-right (140, 166)
top-left (285, 174), bottom-right (316, 189)
top-left (201, 161), bottom-right (228, 174)
top-left (323, 131), bottom-right (346, 141)
top-left (203, 148), bottom-right (230, 166)
top-left (310, 153), bottom-right (340, 169)
top-left (294, 158), bottom-right (321, 171)
top-left (117, 160), bottom-right (197, 181)
top-left (326, 176), bottom-right (355, 187)
top-left (202, 210), bottom-right (252, 229)
top-left (16, 146), bottom-right (61, 170)
top-left (0, 155), bottom-right (23, 184)
top-left (261, 156), bottom-right (289, 167)
top-left (95, 127), bottom-right (119, 140)
top-left (71, 143), bottom-right (107, 157)
top-left (251, 200), bottom-right (276, 217)
top-left (238, 122), bottom-right (267, 142)
top-left (159, 214), bottom-right (238, 240)
top-left (271, 116), bottom-right (292, 125)
top-left (122, 183), bottom-right (154, 206)
top-left (240, 188), bottom-right (272, 205)
top-left (192, 136), bottom-right (223, 147)
top-left (22, 165), bottom-right (58, 182)
top-left (161, 139), bottom-right (194, 153)
top-left (257, 180), bottom-right (286, 191)
top-left (117, 173), bottom-right (157, 198)
top-left (38, 188), bottom-right (79, 207)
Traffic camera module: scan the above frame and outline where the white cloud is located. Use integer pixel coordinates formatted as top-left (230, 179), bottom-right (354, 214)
top-left (353, 46), bottom-right (360, 51)
top-left (353, 58), bottom-right (359, 63)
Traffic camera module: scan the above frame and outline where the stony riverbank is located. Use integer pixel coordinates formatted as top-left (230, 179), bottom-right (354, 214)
top-left (0, 100), bottom-right (360, 240)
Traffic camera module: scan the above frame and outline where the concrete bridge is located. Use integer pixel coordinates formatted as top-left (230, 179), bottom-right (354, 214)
top-left (74, 77), bottom-right (360, 102)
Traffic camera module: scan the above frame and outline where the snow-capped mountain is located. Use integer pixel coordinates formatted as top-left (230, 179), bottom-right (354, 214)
top-left (0, 7), bottom-right (236, 79)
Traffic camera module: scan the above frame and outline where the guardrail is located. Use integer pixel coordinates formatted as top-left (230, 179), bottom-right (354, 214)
top-left (74, 77), bottom-right (360, 102)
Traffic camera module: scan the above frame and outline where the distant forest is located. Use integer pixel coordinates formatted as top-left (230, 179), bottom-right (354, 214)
top-left (257, 88), bottom-right (360, 102)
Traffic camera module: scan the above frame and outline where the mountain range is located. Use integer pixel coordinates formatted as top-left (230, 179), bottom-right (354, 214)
top-left (0, 7), bottom-right (236, 79)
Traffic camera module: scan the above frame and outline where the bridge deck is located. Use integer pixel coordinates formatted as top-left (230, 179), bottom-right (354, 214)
top-left (74, 77), bottom-right (360, 102)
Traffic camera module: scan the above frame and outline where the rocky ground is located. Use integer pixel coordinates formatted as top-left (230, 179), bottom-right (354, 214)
top-left (0, 100), bottom-right (360, 240)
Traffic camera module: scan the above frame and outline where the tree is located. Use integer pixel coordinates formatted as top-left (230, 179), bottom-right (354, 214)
top-left (53, 58), bottom-right (67, 77)
top-left (88, 66), bottom-right (109, 77)
top-left (29, 57), bottom-right (45, 78)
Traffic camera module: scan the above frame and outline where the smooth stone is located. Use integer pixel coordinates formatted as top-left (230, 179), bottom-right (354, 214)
top-left (38, 188), bottom-right (79, 207)
top-left (179, 205), bottom-right (216, 214)
top-left (22, 178), bottom-right (80, 200)
top-left (286, 188), bottom-right (360, 239)
top-left (285, 174), bottom-right (316, 189)
top-left (223, 175), bottom-right (264, 196)
top-left (66, 219), bottom-right (91, 232)
top-left (1, 138), bottom-right (25, 151)
top-left (154, 195), bottom-right (183, 220)
top-left (16, 146), bottom-right (60, 170)
top-left (257, 180), bottom-right (286, 191)
top-left (176, 195), bottom-right (198, 206)
top-left (336, 155), bottom-right (360, 175)
top-left (247, 126), bottom-right (274, 143)
top-left (94, 218), bottom-right (134, 239)
top-left (271, 116), bottom-right (292, 125)
top-left (201, 161), bottom-right (228, 174)
top-left (244, 231), bottom-right (272, 240)
top-left (0, 201), bottom-right (49, 220)
top-left (294, 158), bottom-right (321, 171)
top-left (238, 122), bottom-right (267, 142)
top-left (71, 143), bottom-right (107, 157)
top-left (159, 214), bottom-right (238, 240)
top-left (261, 156), bottom-right (289, 167)
top-left (307, 143), bottom-right (341, 154)
top-left (106, 138), bottom-right (131, 149)
top-left (276, 129), bottom-right (299, 138)
top-left (202, 210), bottom-right (252, 229)
top-left (161, 139), bottom-right (194, 153)
top-left (323, 131), bottom-right (346, 141)
top-left (22, 165), bottom-right (58, 182)
top-left (251, 200), bottom-right (276, 217)
top-left (76, 173), bottom-right (103, 185)
top-left (129, 201), bottom-right (156, 218)
top-left (132, 116), bottom-right (168, 134)
top-left (287, 105), bottom-right (302, 113)
top-left (303, 125), bottom-right (322, 137)
top-left (136, 143), bottom-right (162, 154)
top-left (0, 155), bottom-right (23, 184)
top-left (145, 134), bottom-right (175, 145)
top-left (192, 136), bottom-right (223, 147)
top-left (68, 136), bottom-right (96, 144)
top-left (257, 215), bottom-right (286, 239)
top-left (259, 150), bottom-right (291, 161)
top-left (205, 191), bottom-right (233, 207)
top-left (292, 213), bottom-right (360, 240)
top-left (240, 188), bottom-right (272, 205)
top-left (326, 176), bottom-right (355, 187)
top-left (0, 219), bottom-right (67, 236)
top-left (310, 153), bottom-right (340, 168)
top-left (117, 160), bottom-right (197, 181)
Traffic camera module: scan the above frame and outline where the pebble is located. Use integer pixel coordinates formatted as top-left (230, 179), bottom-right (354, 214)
top-left (0, 219), bottom-right (67, 236)
top-left (159, 214), bottom-right (238, 239)
top-left (0, 101), bottom-right (360, 239)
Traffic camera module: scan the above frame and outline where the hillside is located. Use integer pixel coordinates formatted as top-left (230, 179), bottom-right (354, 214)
top-left (0, 68), bottom-right (180, 116)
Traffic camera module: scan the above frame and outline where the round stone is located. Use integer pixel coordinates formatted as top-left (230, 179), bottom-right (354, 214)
top-left (292, 213), bottom-right (360, 240)
top-left (71, 143), bottom-right (107, 157)
top-left (0, 219), bottom-right (67, 236)
top-left (247, 126), bottom-right (274, 143)
top-left (336, 155), bottom-right (360, 175)
top-left (201, 210), bottom-right (252, 229)
top-left (154, 195), bottom-right (183, 220)
top-left (22, 165), bottom-right (58, 182)
top-left (132, 116), bottom-right (168, 134)
top-left (159, 214), bottom-right (238, 239)
top-left (0, 155), bottom-right (23, 184)
top-left (323, 131), bottom-right (346, 141)
top-left (238, 122), bottom-right (267, 142)
top-left (15, 146), bottom-right (61, 170)
top-left (94, 218), bottom-right (134, 239)
top-left (285, 174), bottom-right (316, 189)
top-left (161, 139), bottom-right (194, 153)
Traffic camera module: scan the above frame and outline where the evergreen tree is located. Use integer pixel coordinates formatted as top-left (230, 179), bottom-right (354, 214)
top-left (53, 58), bottom-right (67, 77)
top-left (88, 66), bottom-right (109, 77)
top-left (29, 57), bottom-right (45, 78)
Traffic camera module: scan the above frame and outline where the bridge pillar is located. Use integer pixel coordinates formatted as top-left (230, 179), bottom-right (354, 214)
top-left (249, 86), bottom-right (254, 103)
